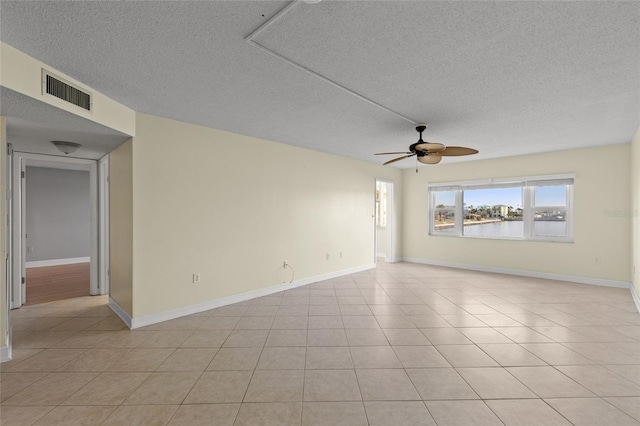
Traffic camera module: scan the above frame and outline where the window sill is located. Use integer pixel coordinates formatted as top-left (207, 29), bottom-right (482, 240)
top-left (429, 233), bottom-right (573, 243)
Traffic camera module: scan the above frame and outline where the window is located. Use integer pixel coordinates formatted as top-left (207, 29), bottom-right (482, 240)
top-left (429, 175), bottom-right (573, 242)
top-left (533, 184), bottom-right (567, 238)
top-left (432, 190), bottom-right (456, 235)
top-left (463, 187), bottom-right (523, 238)
top-left (376, 181), bottom-right (388, 227)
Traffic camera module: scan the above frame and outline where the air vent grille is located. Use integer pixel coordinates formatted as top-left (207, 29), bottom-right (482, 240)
top-left (44, 72), bottom-right (91, 111)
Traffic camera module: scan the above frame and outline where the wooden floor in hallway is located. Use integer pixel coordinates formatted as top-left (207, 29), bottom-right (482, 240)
top-left (25, 262), bottom-right (90, 305)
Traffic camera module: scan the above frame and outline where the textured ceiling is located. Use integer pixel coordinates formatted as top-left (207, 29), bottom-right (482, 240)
top-left (0, 1), bottom-right (638, 166)
top-left (0, 88), bottom-right (130, 160)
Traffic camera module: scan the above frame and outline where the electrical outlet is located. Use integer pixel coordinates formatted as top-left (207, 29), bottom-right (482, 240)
top-left (326, 253), bottom-right (330, 260)
top-left (283, 260), bottom-right (288, 268)
top-left (595, 257), bottom-right (601, 264)
top-left (27, 246), bottom-right (34, 253)
top-left (192, 273), bottom-right (201, 283)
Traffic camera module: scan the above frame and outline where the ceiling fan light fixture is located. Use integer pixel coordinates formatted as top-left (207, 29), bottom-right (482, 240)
top-left (418, 155), bottom-right (442, 164)
top-left (51, 140), bottom-right (82, 155)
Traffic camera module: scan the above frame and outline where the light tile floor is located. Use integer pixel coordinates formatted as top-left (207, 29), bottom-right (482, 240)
top-left (1, 262), bottom-right (640, 425)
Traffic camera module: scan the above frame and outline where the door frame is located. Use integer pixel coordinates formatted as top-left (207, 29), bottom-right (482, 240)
top-left (374, 178), bottom-right (396, 264)
top-left (3, 142), bottom-right (13, 361)
top-left (11, 152), bottom-right (103, 308)
top-left (98, 155), bottom-right (110, 295)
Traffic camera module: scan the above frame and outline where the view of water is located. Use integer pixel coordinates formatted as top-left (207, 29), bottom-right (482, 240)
top-left (436, 221), bottom-right (566, 238)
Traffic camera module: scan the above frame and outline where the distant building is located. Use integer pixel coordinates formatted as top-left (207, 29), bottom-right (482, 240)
top-left (493, 205), bottom-right (510, 217)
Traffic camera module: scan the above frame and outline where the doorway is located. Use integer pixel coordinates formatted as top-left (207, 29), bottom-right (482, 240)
top-left (24, 166), bottom-right (91, 304)
top-left (11, 152), bottom-right (108, 309)
top-left (375, 179), bottom-right (396, 263)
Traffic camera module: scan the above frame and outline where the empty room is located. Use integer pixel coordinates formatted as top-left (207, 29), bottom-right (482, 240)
top-left (0, 1), bottom-right (639, 425)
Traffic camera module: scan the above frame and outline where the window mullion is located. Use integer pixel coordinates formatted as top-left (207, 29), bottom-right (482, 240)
top-left (566, 184), bottom-right (574, 241)
top-left (455, 190), bottom-right (464, 236)
top-left (429, 189), bottom-right (439, 235)
top-left (523, 186), bottom-right (533, 239)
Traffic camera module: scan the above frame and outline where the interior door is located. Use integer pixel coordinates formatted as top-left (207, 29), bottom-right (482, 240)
top-left (10, 154), bottom-right (22, 308)
top-left (375, 179), bottom-right (395, 263)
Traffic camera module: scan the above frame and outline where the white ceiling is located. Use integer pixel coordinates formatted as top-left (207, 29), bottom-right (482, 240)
top-left (0, 1), bottom-right (638, 166)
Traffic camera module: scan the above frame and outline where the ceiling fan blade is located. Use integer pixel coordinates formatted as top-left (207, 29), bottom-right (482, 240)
top-left (418, 155), bottom-right (442, 164)
top-left (415, 142), bottom-right (445, 152)
top-left (375, 151), bottom-right (412, 155)
top-left (383, 154), bottom-right (414, 165)
top-left (438, 146), bottom-right (479, 156)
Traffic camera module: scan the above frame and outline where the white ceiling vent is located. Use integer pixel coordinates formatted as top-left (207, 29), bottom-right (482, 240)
top-left (42, 69), bottom-right (92, 112)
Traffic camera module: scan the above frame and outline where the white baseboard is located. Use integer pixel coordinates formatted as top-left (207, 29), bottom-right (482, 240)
top-left (0, 345), bottom-right (11, 363)
top-left (402, 257), bottom-right (632, 289)
top-left (26, 257), bottom-right (90, 268)
top-left (108, 297), bottom-right (132, 329)
top-left (631, 285), bottom-right (640, 314)
top-left (130, 263), bottom-right (376, 329)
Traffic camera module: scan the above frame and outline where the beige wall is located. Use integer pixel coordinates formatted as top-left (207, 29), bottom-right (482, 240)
top-left (110, 139), bottom-right (133, 316)
top-left (403, 144), bottom-right (631, 283)
top-left (631, 128), bottom-right (640, 296)
top-left (0, 117), bottom-right (6, 349)
top-left (130, 113), bottom-right (402, 318)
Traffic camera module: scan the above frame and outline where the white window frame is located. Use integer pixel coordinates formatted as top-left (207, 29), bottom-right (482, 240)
top-left (428, 174), bottom-right (574, 243)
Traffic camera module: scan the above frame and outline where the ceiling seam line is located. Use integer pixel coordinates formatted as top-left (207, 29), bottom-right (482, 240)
top-left (246, 39), bottom-right (419, 125)
top-left (245, 1), bottom-right (419, 125)
top-left (244, 0), bottom-right (302, 42)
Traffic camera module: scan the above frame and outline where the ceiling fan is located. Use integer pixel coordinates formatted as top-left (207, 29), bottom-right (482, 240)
top-left (376, 124), bottom-right (478, 165)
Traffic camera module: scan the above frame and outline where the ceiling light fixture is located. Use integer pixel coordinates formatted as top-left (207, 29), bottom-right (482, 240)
top-left (51, 140), bottom-right (82, 155)
top-left (418, 155), bottom-right (442, 165)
